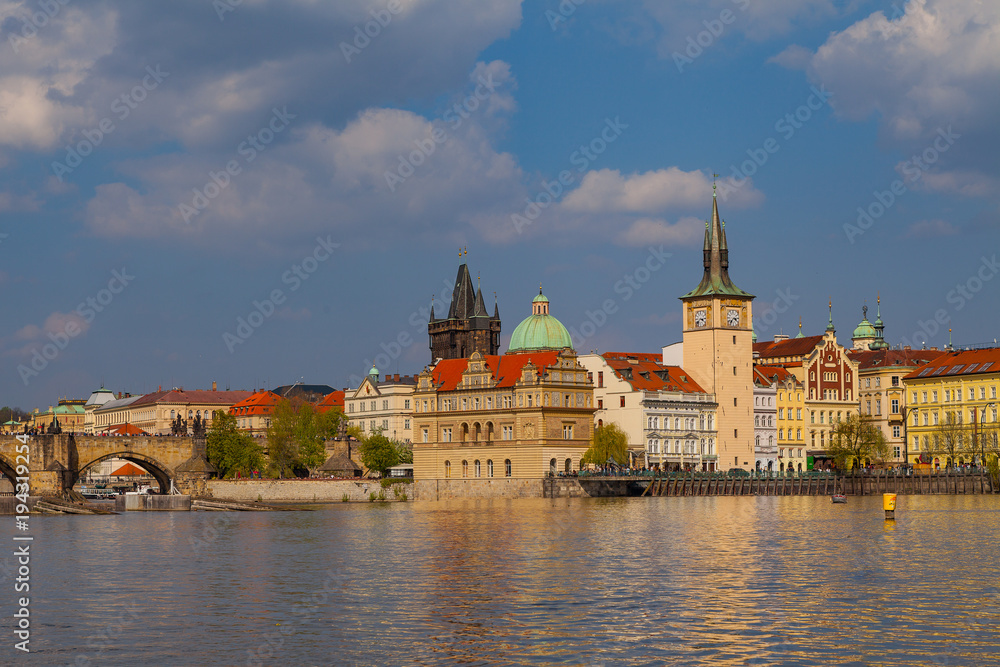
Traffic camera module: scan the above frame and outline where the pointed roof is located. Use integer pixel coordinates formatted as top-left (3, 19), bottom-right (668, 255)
top-left (111, 462), bottom-right (150, 476)
top-left (446, 264), bottom-right (476, 320)
top-left (681, 194), bottom-right (753, 299)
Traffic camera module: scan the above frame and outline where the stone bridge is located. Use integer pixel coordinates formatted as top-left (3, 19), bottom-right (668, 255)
top-left (0, 434), bottom-right (215, 497)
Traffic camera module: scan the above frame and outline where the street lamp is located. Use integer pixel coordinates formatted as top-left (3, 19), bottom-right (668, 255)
top-left (979, 402), bottom-right (995, 467)
top-left (902, 406), bottom-right (918, 467)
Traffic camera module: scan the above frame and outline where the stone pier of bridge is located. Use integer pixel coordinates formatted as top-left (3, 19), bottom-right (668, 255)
top-left (0, 434), bottom-right (215, 497)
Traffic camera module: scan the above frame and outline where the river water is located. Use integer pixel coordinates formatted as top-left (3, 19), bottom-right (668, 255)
top-left (3, 495), bottom-right (1000, 666)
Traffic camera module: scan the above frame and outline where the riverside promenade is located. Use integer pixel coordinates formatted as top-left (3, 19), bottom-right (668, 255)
top-left (542, 469), bottom-right (998, 498)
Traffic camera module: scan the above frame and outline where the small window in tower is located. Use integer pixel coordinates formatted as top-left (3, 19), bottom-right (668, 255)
top-left (733, 335), bottom-right (736, 344)
top-left (734, 397), bottom-right (737, 407)
top-left (620, 396), bottom-right (625, 407)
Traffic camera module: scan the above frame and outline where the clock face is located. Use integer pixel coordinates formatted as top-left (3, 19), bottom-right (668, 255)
top-left (694, 310), bottom-right (707, 328)
top-left (727, 309), bottom-right (741, 327)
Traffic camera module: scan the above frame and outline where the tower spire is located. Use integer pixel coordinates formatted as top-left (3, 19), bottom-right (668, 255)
top-left (681, 194), bottom-right (752, 299)
top-left (827, 298), bottom-right (835, 334)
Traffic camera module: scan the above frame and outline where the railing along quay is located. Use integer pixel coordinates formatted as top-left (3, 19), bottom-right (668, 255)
top-left (640, 469), bottom-right (997, 497)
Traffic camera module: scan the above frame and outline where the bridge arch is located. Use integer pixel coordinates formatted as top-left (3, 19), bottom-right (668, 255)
top-left (75, 452), bottom-right (174, 494)
top-left (0, 453), bottom-right (18, 488)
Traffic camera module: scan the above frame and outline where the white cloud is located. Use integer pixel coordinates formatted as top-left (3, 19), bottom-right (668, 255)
top-left (3, 310), bottom-right (91, 358)
top-left (562, 167), bottom-right (763, 213)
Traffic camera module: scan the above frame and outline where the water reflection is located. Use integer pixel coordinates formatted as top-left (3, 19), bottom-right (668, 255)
top-left (3, 495), bottom-right (999, 665)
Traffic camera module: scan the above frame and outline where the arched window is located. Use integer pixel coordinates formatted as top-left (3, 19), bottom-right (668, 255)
top-left (462, 460), bottom-right (468, 478)
top-left (505, 459), bottom-right (512, 477)
top-left (565, 458), bottom-right (571, 473)
top-left (170, 410), bottom-right (175, 419)
top-left (487, 460), bottom-right (494, 477)
top-left (549, 458), bottom-right (557, 475)
top-left (444, 461), bottom-right (451, 478)
top-left (474, 460), bottom-right (481, 478)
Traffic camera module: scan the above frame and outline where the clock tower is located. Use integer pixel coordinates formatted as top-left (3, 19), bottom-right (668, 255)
top-left (679, 188), bottom-right (755, 470)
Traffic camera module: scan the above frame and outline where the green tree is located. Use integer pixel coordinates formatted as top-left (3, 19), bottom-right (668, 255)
top-left (266, 399), bottom-right (299, 478)
top-left (395, 439), bottom-right (413, 465)
top-left (293, 403), bottom-right (328, 473)
top-left (828, 413), bottom-right (890, 470)
top-left (358, 428), bottom-right (399, 477)
top-left (581, 422), bottom-right (629, 466)
top-left (206, 411), bottom-right (265, 478)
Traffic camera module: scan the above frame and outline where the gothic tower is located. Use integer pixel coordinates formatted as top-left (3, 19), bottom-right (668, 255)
top-left (679, 189), bottom-right (755, 470)
top-left (428, 263), bottom-right (501, 362)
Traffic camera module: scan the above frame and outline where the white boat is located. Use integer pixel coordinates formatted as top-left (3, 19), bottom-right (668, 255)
top-left (831, 494), bottom-right (847, 503)
top-left (125, 484), bottom-right (155, 495)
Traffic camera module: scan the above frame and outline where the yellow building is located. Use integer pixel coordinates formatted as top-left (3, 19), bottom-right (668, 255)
top-left (849, 347), bottom-right (945, 464)
top-left (755, 366), bottom-right (807, 472)
top-left (92, 387), bottom-right (251, 435)
top-left (679, 192), bottom-right (755, 470)
top-left (31, 399), bottom-right (86, 432)
top-left (413, 290), bottom-right (595, 499)
top-left (754, 307), bottom-right (859, 469)
top-left (903, 348), bottom-right (1000, 467)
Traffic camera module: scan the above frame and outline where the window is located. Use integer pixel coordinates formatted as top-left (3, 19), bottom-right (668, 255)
top-left (404, 419), bottom-right (410, 429)
top-left (505, 459), bottom-right (511, 477)
top-left (932, 391), bottom-right (938, 402)
top-left (349, 403), bottom-right (354, 413)
top-left (892, 376), bottom-right (899, 387)
top-left (734, 398), bottom-right (738, 407)
top-left (865, 378), bottom-right (870, 388)
top-left (778, 408), bottom-right (784, 419)
top-left (891, 399), bottom-right (899, 414)
top-left (370, 420), bottom-right (376, 431)
top-left (598, 372), bottom-right (603, 388)
top-left (462, 460), bottom-right (468, 478)
top-left (563, 425), bottom-right (574, 439)
top-left (875, 377), bottom-right (880, 388)
top-left (892, 425), bottom-right (900, 438)
top-left (474, 460), bottom-right (481, 478)
top-left (370, 401), bottom-right (376, 411)
top-left (422, 428), bottom-right (428, 443)
top-left (487, 460), bottom-right (494, 477)
top-left (503, 396), bottom-right (512, 409)
top-left (598, 399), bottom-right (603, 409)
top-left (970, 388), bottom-right (976, 401)
top-left (810, 412), bottom-right (815, 424)
top-left (461, 398), bottom-right (468, 410)
top-left (382, 400), bottom-right (388, 410)
top-left (796, 429), bottom-right (801, 440)
top-left (502, 425), bottom-right (513, 440)
top-left (779, 429), bottom-right (784, 440)
top-left (444, 461), bottom-right (451, 478)
top-left (404, 399), bottom-right (411, 410)
top-left (382, 419), bottom-right (388, 430)
top-left (796, 409), bottom-right (802, 420)
top-left (442, 427), bottom-right (452, 442)
top-left (893, 445), bottom-right (901, 459)
top-left (980, 387), bottom-right (986, 400)
top-left (875, 400), bottom-right (881, 416)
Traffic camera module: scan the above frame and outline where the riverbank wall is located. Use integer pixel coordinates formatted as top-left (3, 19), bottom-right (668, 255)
top-left (206, 479), bottom-right (410, 502)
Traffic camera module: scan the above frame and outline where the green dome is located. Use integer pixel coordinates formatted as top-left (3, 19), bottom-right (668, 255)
top-left (508, 290), bottom-right (572, 352)
top-left (853, 306), bottom-right (876, 339)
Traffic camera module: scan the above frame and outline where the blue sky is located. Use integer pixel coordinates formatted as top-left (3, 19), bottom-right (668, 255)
top-left (1, 0), bottom-right (998, 409)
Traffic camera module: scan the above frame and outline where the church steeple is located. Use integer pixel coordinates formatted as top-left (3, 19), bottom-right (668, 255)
top-left (681, 191), bottom-right (753, 299)
top-left (428, 258), bottom-right (502, 362)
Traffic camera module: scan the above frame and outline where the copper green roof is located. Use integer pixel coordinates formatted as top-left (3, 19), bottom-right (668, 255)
top-left (680, 195), bottom-right (754, 300)
top-left (508, 291), bottom-right (572, 353)
top-left (853, 305), bottom-right (876, 339)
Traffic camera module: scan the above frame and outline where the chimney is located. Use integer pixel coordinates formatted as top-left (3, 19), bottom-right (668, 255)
top-left (394, 374), bottom-right (400, 382)
top-left (212, 381), bottom-right (217, 391)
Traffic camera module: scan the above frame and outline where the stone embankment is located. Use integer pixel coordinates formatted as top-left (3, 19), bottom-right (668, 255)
top-left (207, 479), bottom-right (411, 503)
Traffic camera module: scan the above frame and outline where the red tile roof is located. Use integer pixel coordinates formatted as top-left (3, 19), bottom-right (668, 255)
top-left (753, 365), bottom-right (797, 385)
top-left (102, 423), bottom-right (149, 436)
top-left (754, 335), bottom-right (824, 359)
top-left (848, 348), bottom-right (947, 370)
top-left (903, 347), bottom-right (1000, 380)
top-left (317, 390), bottom-right (345, 413)
top-left (430, 351), bottom-right (562, 391)
top-left (600, 352), bottom-right (706, 393)
top-left (134, 389), bottom-right (252, 407)
top-left (111, 462), bottom-right (150, 476)
top-left (229, 391), bottom-right (282, 416)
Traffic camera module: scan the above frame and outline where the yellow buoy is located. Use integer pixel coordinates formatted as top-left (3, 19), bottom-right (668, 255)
top-left (883, 492), bottom-right (896, 519)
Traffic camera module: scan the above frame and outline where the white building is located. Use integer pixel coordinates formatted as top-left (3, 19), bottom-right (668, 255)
top-left (578, 352), bottom-right (718, 470)
top-left (346, 367), bottom-right (416, 443)
top-left (753, 370), bottom-right (778, 471)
